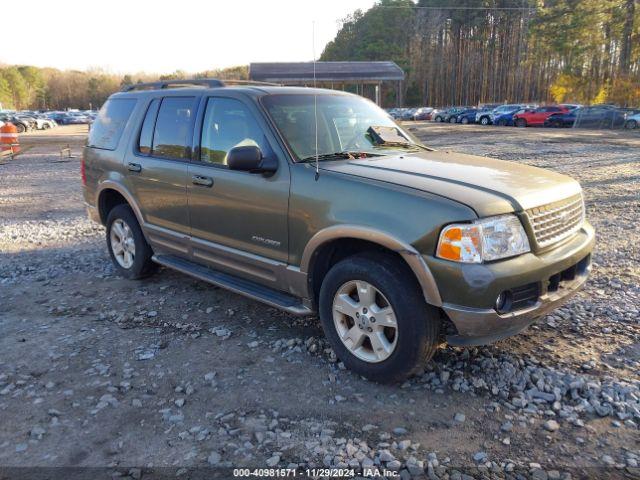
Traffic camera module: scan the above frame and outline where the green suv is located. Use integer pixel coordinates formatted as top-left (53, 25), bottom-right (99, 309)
top-left (82, 79), bottom-right (594, 382)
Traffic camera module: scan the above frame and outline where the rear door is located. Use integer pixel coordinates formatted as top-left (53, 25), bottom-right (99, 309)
top-left (530, 107), bottom-right (548, 125)
top-left (186, 95), bottom-right (291, 289)
top-left (124, 95), bottom-right (199, 257)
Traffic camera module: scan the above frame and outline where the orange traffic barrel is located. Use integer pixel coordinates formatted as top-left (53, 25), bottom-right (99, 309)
top-left (0, 122), bottom-right (20, 155)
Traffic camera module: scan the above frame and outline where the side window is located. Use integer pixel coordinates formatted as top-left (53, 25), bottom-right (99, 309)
top-left (200, 97), bottom-right (267, 165)
top-left (138, 98), bottom-right (160, 155)
top-left (151, 97), bottom-right (197, 160)
top-left (87, 98), bottom-right (137, 150)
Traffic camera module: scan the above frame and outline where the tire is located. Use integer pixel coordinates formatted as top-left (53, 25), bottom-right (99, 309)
top-left (480, 116), bottom-right (490, 125)
top-left (497, 119), bottom-right (508, 126)
top-left (449, 117), bottom-right (457, 123)
top-left (435, 116), bottom-right (443, 123)
top-left (318, 252), bottom-right (440, 383)
top-left (15, 123), bottom-right (26, 134)
top-left (515, 118), bottom-right (527, 128)
top-left (626, 120), bottom-right (637, 129)
top-left (106, 204), bottom-right (157, 279)
top-left (461, 117), bottom-right (469, 125)
top-left (42, 123), bottom-right (51, 130)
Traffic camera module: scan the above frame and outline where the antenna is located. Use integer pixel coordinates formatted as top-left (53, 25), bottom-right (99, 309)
top-left (312, 20), bottom-right (319, 181)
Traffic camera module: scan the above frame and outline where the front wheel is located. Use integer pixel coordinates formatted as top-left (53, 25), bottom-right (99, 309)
top-left (106, 204), bottom-right (157, 279)
top-left (461, 117), bottom-right (469, 124)
top-left (15, 123), bottom-right (26, 134)
top-left (480, 117), bottom-right (490, 125)
top-left (449, 117), bottom-right (457, 123)
top-left (318, 253), bottom-right (440, 383)
top-left (515, 118), bottom-right (527, 128)
top-left (626, 120), bottom-right (638, 129)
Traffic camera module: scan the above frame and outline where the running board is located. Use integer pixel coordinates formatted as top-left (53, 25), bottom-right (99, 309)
top-left (152, 254), bottom-right (312, 316)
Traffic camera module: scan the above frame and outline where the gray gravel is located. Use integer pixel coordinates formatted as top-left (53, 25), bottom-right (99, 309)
top-left (1, 126), bottom-right (639, 479)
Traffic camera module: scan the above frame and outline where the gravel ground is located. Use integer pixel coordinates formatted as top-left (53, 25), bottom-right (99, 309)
top-left (0, 124), bottom-right (638, 480)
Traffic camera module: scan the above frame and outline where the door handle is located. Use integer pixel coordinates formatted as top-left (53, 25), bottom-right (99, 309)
top-left (192, 175), bottom-right (213, 187)
top-left (127, 162), bottom-right (142, 172)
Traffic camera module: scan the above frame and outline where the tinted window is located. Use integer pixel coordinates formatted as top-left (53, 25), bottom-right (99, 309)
top-left (138, 99), bottom-right (160, 155)
top-left (200, 97), bottom-right (267, 165)
top-left (152, 97), bottom-right (197, 159)
top-left (88, 98), bottom-right (136, 150)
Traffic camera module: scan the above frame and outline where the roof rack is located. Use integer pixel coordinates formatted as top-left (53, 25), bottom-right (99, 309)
top-left (121, 78), bottom-right (280, 92)
top-left (221, 79), bottom-right (281, 87)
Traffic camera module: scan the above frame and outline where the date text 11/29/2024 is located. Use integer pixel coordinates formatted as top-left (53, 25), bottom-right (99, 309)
top-left (233, 468), bottom-right (399, 477)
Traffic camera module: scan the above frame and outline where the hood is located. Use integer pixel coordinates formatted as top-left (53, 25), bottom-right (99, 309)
top-left (319, 150), bottom-right (582, 217)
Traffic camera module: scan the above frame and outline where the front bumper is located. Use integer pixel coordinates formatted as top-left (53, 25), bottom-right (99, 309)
top-left (426, 222), bottom-right (595, 346)
top-left (443, 261), bottom-right (589, 346)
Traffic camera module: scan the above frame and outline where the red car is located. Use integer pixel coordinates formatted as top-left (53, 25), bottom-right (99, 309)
top-left (513, 105), bottom-right (569, 127)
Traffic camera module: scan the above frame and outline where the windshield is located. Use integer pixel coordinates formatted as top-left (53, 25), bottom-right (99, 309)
top-left (262, 94), bottom-right (424, 160)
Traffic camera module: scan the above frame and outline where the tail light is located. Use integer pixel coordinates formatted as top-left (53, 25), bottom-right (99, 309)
top-left (80, 153), bottom-right (86, 185)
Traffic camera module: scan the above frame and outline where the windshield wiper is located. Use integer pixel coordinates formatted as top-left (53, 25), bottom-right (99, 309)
top-left (299, 151), bottom-right (375, 162)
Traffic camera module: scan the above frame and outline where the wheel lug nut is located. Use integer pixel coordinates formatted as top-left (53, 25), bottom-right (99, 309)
top-left (355, 312), bottom-right (360, 318)
top-left (367, 327), bottom-right (373, 332)
top-left (363, 308), bottom-right (368, 314)
top-left (370, 317), bottom-right (376, 323)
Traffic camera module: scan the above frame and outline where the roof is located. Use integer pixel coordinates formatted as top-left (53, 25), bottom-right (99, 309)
top-left (113, 85), bottom-right (355, 99)
top-left (249, 61), bottom-right (405, 83)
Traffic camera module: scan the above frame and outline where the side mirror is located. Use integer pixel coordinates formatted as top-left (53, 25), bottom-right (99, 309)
top-left (227, 145), bottom-right (277, 175)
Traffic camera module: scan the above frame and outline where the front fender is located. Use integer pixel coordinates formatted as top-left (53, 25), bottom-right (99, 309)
top-left (300, 225), bottom-right (443, 307)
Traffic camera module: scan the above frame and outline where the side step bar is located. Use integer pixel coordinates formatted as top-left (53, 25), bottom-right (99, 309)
top-left (152, 254), bottom-right (312, 316)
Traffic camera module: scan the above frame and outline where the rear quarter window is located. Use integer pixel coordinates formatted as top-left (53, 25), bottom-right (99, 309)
top-left (88, 98), bottom-right (137, 150)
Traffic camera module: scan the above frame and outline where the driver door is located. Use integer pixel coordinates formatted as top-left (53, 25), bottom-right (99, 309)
top-left (187, 96), bottom-right (291, 289)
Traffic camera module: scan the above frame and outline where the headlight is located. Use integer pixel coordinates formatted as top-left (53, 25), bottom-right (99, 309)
top-left (436, 214), bottom-right (530, 263)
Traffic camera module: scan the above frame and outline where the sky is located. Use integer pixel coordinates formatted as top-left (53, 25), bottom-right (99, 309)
top-left (1, 0), bottom-right (376, 74)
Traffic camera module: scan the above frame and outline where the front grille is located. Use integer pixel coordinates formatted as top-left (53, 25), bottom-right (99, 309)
top-left (526, 193), bottom-right (585, 248)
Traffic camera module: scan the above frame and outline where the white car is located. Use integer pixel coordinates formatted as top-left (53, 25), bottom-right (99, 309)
top-left (625, 112), bottom-right (640, 129)
top-left (35, 117), bottom-right (57, 130)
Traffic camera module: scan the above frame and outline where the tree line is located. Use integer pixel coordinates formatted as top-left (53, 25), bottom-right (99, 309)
top-left (0, 65), bottom-right (248, 111)
top-left (2, 1), bottom-right (637, 111)
top-left (321, 0), bottom-right (639, 107)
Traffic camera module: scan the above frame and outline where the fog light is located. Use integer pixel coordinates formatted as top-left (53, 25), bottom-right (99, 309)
top-left (495, 291), bottom-right (513, 314)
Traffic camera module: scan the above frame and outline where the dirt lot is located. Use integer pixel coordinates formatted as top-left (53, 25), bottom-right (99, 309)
top-left (0, 124), bottom-right (638, 480)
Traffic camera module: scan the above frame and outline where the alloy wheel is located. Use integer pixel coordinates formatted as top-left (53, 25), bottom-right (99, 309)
top-left (332, 280), bottom-right (398, 363)
top-left (110, 219), bottom-right (136, 269)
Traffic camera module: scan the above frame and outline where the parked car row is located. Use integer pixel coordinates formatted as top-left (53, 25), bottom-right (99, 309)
top-left (0, 109), bottom-right (98, 133)
top-left (46, 110), bottom-right (97, 125)
top-left (388, 104), bottom-right (640, 129)
top-left (387, 107), bottom-right (435, 121)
